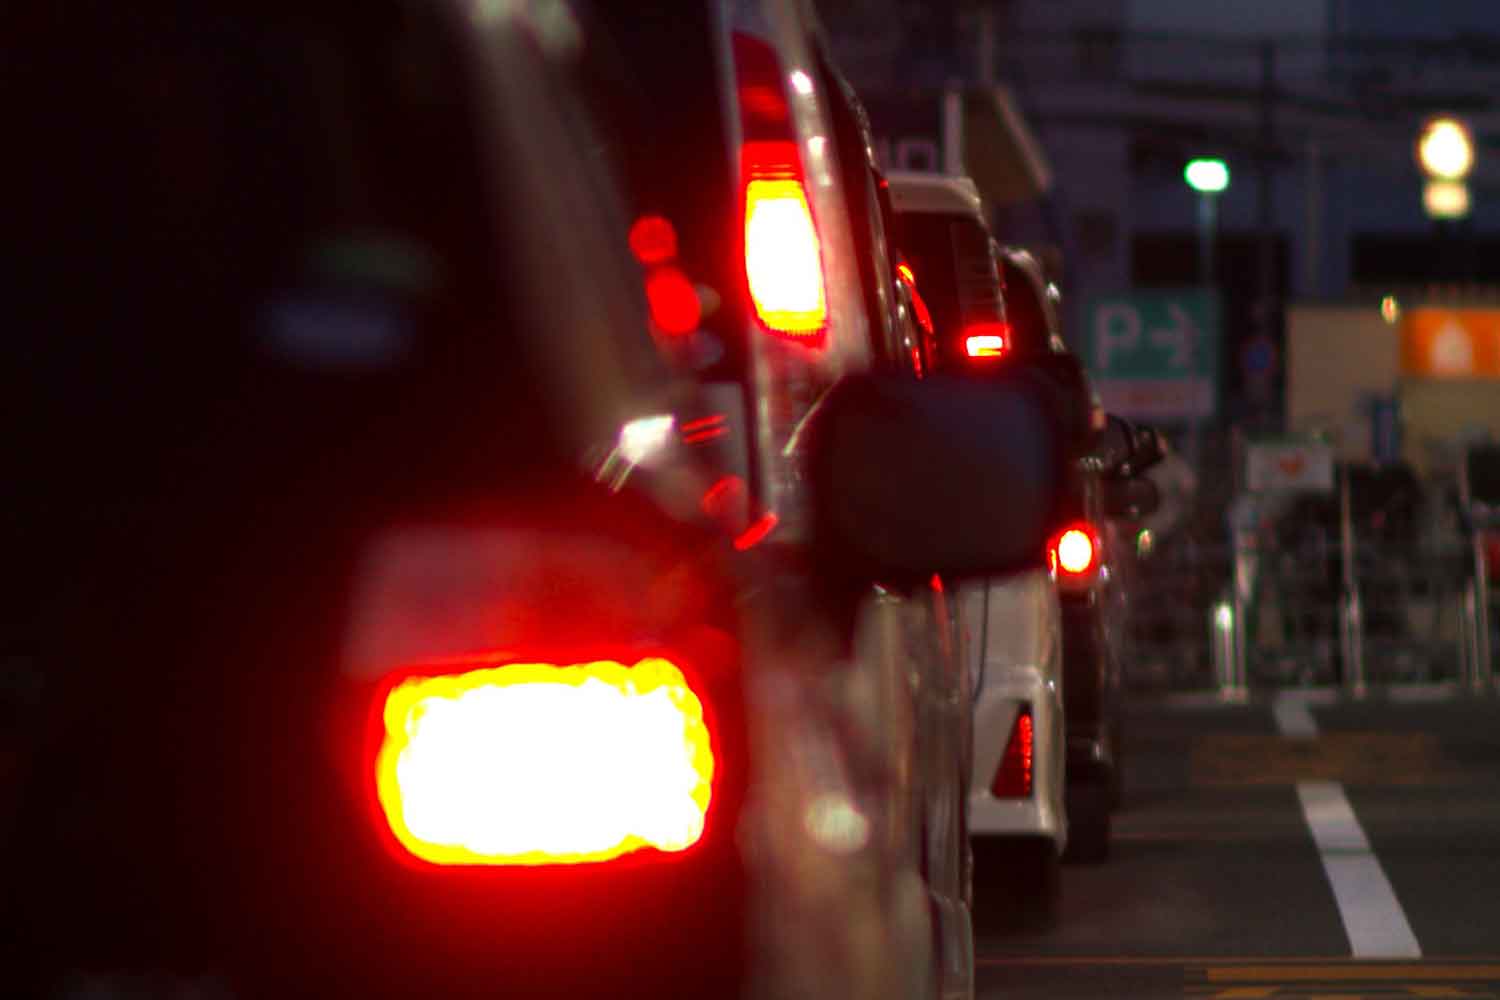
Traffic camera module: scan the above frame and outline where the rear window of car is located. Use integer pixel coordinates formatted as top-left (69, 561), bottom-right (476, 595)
top-left (895, 211), bottom-right (1005, 369)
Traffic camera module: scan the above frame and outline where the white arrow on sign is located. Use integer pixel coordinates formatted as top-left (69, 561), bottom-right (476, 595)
top-left (1094, 303), bottom-right (1141, 371)
top-left (1148, 303), bottom-right (1200, 369)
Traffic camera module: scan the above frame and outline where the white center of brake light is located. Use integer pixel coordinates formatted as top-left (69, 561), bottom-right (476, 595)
top-left (376, 659), bottom-right (714, 866)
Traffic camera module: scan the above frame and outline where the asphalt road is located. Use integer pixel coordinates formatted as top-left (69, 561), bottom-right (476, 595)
top-left (973, 692), bottom-right (1500, 999)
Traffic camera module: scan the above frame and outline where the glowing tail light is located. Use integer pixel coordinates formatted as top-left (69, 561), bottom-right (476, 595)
top-left (896, 259), bottom-right (935, 335)
top-left (991, 707), bottom-right (1034, 798)
top-left (644, 265), bottom-right (701, 336)
top-left (1049, 524), bottom-right (1101, 583)
top-left (375, 658), bottom-right (714, 866)
top-left (628, 214), bottom-right (679, 266)
top-left (743, 141), bottom-right (827, 340)
top-left (965, 321), bottom-right (1010, 358)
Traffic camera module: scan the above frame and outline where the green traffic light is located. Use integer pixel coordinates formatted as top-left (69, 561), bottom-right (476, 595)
top-left (1185, 158), bottom-right (1230, 194)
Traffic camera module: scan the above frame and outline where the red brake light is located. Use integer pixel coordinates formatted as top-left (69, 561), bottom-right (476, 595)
top-left (965, 321), bottom-right (1010, 358)
top-left (629, 214), bottom-right (678, 265)
top-left (345, 518), bottom-right (740, 870)
top-left (645, 265), bottom-right (701, 336)
top-left (375, 657), bottom-right (714, 866)
top-left (743, 142), bottom-right (827, 340)
top-left (1049, 524), bottom-right (1101, 579)
top-left (991, 707), bottom-right (1034, 798)
top-left (734, 31), bottom-right (828, 345)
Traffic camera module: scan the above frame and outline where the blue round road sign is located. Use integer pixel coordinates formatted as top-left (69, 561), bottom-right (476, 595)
top-left (1241, 336), bottom-right (1276, 378)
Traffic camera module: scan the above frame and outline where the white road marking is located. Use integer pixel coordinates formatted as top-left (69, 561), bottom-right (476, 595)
top-left (1297, 780), bottom-right (1421, 959)
top-left (1272, 694), bottom-right (1320, 739)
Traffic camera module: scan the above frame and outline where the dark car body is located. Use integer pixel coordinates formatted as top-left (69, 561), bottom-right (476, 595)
top-left (3, 1), bottom-right (1066, 997)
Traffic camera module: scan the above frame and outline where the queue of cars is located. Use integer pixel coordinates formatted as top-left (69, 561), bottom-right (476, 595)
top-left (886, 172), bottom-right (1166, 878)
top-left (4, 0), bottom-right (1162, 996)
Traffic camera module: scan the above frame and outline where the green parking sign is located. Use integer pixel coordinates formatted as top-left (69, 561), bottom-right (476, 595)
top-left (1084, 289), bottom-right (1220, 421)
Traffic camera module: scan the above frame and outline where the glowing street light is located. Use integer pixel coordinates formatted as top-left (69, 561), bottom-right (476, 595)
top-left (1424, 179), bottom-right (1471, 220)
top-left (1417, 117), bottom-right (1474, 181)
top-left (1185, 159), bottom-right (1229, 285)
top-left (1184, 158), bottom-right (1231, 194)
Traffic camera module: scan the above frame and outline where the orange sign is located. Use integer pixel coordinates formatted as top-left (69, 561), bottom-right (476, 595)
top-left (1401, 308), bottom-right (1500, 378)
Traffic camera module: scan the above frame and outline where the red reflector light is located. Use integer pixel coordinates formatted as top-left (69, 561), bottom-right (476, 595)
top-left (991, 707), bottom-right (1034, 798)
top-left (645, 265), bottom-right (701, 336)
top-left (629, 214), bottom-right (678, 265)
top-left (965, 322), bottom-right (1010, 358)
top-left (733, 511), bottom-right (779, 551)
top-left (374, 658), bottom-right (714, 866)
top-left (743, 141), bottom-right (827, 341)
top-left (896, 260), bottom-right (935, 336)
top-left (1049, 524), bottom-right (1100, 578)
top-left (682, 413), bottom-right (730, 446)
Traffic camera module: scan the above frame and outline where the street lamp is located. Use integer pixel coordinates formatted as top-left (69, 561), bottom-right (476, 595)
top-left (1424, 180), bottom-right (1471, 220)
top-left (1418, 117), bottom-right (1474, 181)
top-left (1417, 116), bottom-right (1474, 220)
top-left (1185, 158), bottom-right (1230, 286)
top-left (1185, 158), bottom-right (1231, 194)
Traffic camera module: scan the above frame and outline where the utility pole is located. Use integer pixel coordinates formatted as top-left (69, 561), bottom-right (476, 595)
top-left (1254, 40), bottom-right (1278, 431)
top-left (976, 3), bottom-right (995, 85)
top-left (1303, 140), bottom-right (1322, 298)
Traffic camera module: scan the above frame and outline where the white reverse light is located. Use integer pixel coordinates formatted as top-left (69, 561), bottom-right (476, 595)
top-left (618, 414), bottom-right (676, 466)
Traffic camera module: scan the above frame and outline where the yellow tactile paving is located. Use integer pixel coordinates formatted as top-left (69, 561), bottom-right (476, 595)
top-left (1190, 733), bottom-right (1449, 786)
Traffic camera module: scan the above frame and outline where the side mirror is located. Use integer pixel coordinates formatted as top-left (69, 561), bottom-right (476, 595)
top-left (1093, 416), bottom-right (1167, 478)
top-left (1101, 475), bottom-right (1161, 522)
top-left (1128, 425), bottom-right (1167, 476)
top-left (1093, 415), bottom-right (1134, 472)
top-left (807, 373), bottom-right (1065, 583)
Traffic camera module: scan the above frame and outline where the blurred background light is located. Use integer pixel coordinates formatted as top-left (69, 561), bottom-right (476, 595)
top-left (1417, 117), bottom-right (1474, 181)
top-left (1423, 179), bottom-right (1471, 220)
top-left (1184, 158), bottom-right (1230, 194)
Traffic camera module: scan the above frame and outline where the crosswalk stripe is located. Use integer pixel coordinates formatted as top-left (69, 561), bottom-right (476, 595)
top-left (1298, 781), bottom-right (1423, 959)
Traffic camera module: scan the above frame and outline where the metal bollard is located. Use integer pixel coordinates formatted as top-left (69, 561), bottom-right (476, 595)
top-left (1212, 597), bottom-right (1246, 701)
top-left (1339, 587), bottom-right (1367, 698)
top-left (1462, 579), bottom-right (1481, 691)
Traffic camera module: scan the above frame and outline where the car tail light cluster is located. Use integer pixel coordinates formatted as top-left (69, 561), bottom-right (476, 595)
top-left (343, 517), bottom-right (739, 870)
top-left (1049, 523), bottom-right (1102, 588)
top-left (991, 707), bottom-right (1034, 798)
top-left (735, 33), bottom-right (827, 344)
top-left (375, 657), bottom-right (714, 866)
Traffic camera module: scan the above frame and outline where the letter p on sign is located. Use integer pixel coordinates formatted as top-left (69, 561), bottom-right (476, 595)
top-left (1094, 304), bottom-right (1141, 371)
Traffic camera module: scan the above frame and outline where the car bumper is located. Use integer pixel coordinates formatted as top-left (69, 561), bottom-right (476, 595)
top-left (969, 664), bottom-right (1065, 846)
